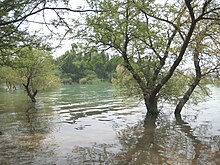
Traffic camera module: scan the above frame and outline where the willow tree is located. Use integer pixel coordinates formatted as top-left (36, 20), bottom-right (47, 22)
top-left (0, 47), bottom-right (60, 102)
top-left (0, 66), bottom-right (18, 90)
top-left (175, 19), bottom-right (220, 114)
top-left (17, 48), bottom-right (60, 102)
top-left (75, 0), bottom-right (220, 116)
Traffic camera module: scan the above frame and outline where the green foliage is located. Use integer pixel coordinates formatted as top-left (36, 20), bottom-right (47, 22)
top-left (0, 47), bottom-right (60, 91)
top-left (0, 66), bottom-right (18, 82)
top-left (79, 70), bottom-right (100, 84)
top-left (78, 0), bottom-right (220, 113)
top-left (0, 66), bottom-right (19, 90)
top-left (112, 64), bottom-right (142, 97)
top-left (16, 47), bottom-right (60, 90)
top-left (0, 0), bottom-right (68, 65)
top-left (58, 43), bottom-right (122, 84)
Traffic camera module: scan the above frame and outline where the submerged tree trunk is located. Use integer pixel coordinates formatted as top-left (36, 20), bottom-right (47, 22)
top-left (174, 79), bottom-right (200, 114)
top-left (144, 94), bottom-right (159, 116)
top-left (23, 74), bottom-right (38, 102)
top-left (23, 83), bottom-right (37, 102)
top-left (175, 63), bottom-right (201, 114)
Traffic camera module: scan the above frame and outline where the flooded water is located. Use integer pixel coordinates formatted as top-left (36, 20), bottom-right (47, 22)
top-left (0, 83), bottom-right (220, 165)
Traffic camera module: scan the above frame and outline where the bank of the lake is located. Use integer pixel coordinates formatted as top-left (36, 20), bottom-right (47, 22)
top-left (0, 83), bottom-right (220, 164)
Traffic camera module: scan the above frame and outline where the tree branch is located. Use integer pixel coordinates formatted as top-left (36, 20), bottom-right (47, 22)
top-left (0, 7), bottom-right (106, 27)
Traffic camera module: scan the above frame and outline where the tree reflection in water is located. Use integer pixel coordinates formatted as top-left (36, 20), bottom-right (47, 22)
top-left (115, 113), bottom-right (169, 165)
top-left (0, 103), bottom-right (57, 165)
top-left (68, 112), bottom-right (220, 165)
top-left (68, 143), bottom-right (119, 164)
top-left (115, 113), bottom-right (220, 165)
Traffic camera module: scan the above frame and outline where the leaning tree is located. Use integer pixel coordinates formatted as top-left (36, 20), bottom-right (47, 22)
top-left (74, 0), bottom-right (220, 116)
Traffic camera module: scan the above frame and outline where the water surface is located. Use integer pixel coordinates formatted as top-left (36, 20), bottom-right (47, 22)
top-left (0, 83), bottom-right (220, 164)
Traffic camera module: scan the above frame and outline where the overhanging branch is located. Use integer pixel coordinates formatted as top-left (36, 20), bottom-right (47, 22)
top-left (0, 7), bottom-right (106, 27)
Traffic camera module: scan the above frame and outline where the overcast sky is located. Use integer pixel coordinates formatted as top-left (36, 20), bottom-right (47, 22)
top-left (26, 0), bottom-right (88, 57)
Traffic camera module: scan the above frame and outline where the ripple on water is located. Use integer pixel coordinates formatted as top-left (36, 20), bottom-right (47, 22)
top-left (1, 84), bottom-right (220, 165)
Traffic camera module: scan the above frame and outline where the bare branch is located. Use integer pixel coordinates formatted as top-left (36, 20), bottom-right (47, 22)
top-left (184, 0), bottom-right (195, 21)
top-left (0, 7), bottom-right (105, 27)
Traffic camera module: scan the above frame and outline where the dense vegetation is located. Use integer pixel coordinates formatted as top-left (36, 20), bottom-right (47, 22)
top-left (0, 47), bottom-right (60, 101)
top-left (57, 43), bottom-right (121, 84)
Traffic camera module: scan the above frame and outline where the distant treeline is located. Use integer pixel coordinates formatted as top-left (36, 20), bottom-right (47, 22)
top-left (57, 43), bottom-right (122, 84)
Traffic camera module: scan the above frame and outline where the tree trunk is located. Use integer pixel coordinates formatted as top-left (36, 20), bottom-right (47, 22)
top-left (23, 83), bottom-right (38, 102)
top-left (23, 74), bottom-right (38, 102)
top-left (174, 83), bottom-right (199, 114)
top-left (175, 69), bottom-right (201, 114)
top-left (175, 27), bottom-right (203, 114)
top-left (144, 94), bottom-right (159, 116)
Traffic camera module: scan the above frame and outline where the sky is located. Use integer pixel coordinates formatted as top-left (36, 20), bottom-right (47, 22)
top-left (53, 0), bottom-right (88, 57)
top-left (27, 0), bottom-right (88, 58)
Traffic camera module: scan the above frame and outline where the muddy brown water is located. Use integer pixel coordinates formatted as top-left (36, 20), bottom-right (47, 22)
top-left (0, 83), bottom-right (220, 164)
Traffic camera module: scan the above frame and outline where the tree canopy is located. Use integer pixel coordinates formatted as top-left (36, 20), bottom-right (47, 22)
top-left (0, 0), bottom-right (98, 65)
top-left (74, 0), bottom-right (220, 115)
top-left (0, 47), bottom-right (60, 102)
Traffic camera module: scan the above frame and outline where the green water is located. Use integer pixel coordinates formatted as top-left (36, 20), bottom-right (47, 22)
top-left (0, 83), bottom-right (220, 164)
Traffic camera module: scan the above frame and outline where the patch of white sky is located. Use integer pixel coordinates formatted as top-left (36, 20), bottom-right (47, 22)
top-left (26, 0), bottom-right (88, 58)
